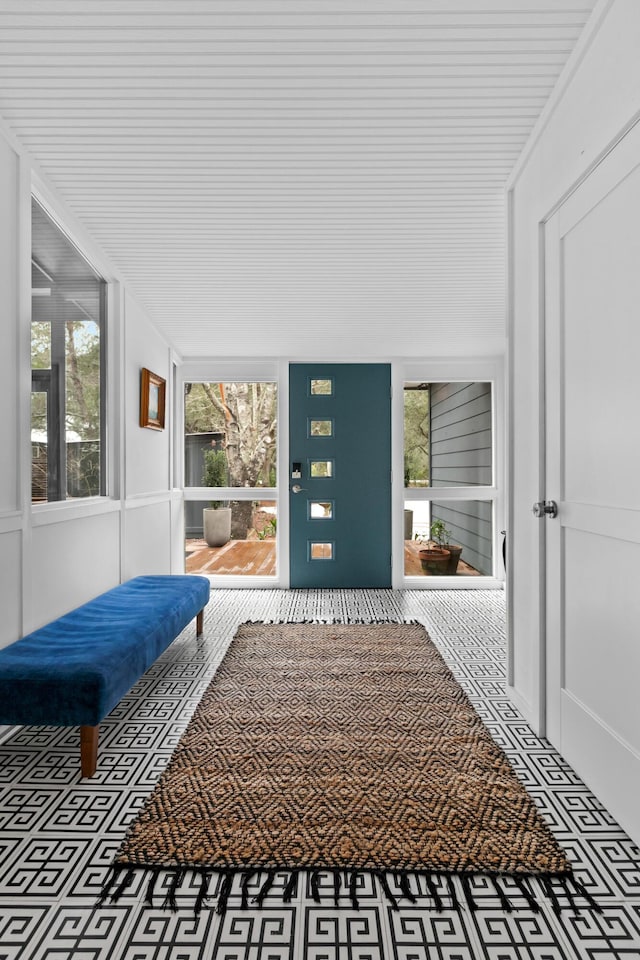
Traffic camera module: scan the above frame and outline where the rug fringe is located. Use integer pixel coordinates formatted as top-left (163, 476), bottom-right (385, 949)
top-left (162, 868), bottom-right (185, 913)
top-left (110, 867), bottom-right (135, 903)
top-left (513, 875), bottom-right (540, 913)
top-left (310, 869), bottom-right (322, 903)
top-left (349, 871), bottom-right (360, 910)
top-left (446, 875), bottom-right (461, 911)
top-left (241, 618), bottom-right (421, 626)
top-left (216, 870), bottom-right (234, 915)
top-left (253, 869), bottom-right (276, 908)
top-left (567, 874), bottom-right (602, 913)
top-left (491, 875), bottom-right (513, 913)
top-left (460, 875), bottom-right (478, 912)
top-left (194, 869), bottom-right (211, 916)
top-left (282, 869), bottom-right (299, 903)
top-left (240, 869), bottom-right (254, 910)
top-left (424, 873), bottom-right (444, 911)
top-left (95, 864), bottom-right (124, 907)
top-left (98, 867), bottom-right (600, 915)
top-left (376, 871), bottom-right (399, 910)
top-left (144, 866), bottom-right (161, 908)
top-left (327, 869), bottom-right (338, 906)
top-left (539, 875), bottom-right (562, 915)
top-left (398, 871), bottom-right (417, 904)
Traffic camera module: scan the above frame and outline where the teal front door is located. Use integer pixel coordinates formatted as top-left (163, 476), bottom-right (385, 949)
top-left (289, 363), bottom-right (391, 588)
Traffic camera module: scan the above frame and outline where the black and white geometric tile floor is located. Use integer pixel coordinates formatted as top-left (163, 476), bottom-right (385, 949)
top-left (1, 588), bottom-right (639, 959)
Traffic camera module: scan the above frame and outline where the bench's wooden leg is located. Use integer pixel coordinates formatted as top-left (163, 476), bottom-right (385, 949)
top-left (80, 725), bottom-right (99, 778)
top-left (196, 608), bottom-right (204, 637)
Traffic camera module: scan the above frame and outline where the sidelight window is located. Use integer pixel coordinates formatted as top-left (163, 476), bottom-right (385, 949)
top-left (183, 380), bottom-right (278, 577)
top-left (404, 381), bottom-right (495, 577)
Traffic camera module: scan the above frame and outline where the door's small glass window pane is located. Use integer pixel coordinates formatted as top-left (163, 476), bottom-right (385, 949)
top-left (310, 460), bottom-right (333, 478)
top-left (310, 501), bottom-right (333, 519)
top-left (309, 419), bottom-right (333, 437)
top-left (310, 379), bottom-right (333, 396)
top-left (310, 542), bottom-right (333, 560)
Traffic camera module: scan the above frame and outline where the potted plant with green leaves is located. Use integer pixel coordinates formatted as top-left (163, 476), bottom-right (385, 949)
top-left (429, 517), bottom-right (463, 575)
top-left (415, 518), bottom-right (449, 575)
top-left (202, 448), bottom-right (232, 547)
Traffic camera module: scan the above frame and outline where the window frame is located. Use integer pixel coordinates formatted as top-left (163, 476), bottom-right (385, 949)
top-left (30, 194), bottom-right (108, 506)
top-left (394, 360), bottom-right (504, 590)
top-left (179, 362), bottom-right (281, 585)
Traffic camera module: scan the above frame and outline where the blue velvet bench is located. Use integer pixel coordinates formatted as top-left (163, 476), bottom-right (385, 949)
top-left (0, 575), bottom-right (210, 777)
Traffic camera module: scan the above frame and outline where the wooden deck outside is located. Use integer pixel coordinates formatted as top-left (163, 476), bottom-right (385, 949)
top-left (186, 538), bottom-right (276, 576)
top-left (186, 538), bottom-right (480, 577)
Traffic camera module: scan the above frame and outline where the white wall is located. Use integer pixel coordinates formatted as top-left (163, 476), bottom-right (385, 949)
top-left (0, 124), bottom-right (183, 648)
top-left (120, 291), bottom-right (179, 580)
top-left (124, 291), bottom-right (171, 498)
top-left (30, 511), bottom-right (121, 629)
top-left (508, 0), bottom-right (640, 727)
top-left (0, 132), bottom-right (24, 648)
top-left (0, 136), bottom-right (19, 516)
top-left (123, 501), bottom-right (173, 581)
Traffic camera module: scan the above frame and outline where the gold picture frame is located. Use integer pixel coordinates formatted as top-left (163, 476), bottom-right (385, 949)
top-left (140, 367), bottom-right (166, 430)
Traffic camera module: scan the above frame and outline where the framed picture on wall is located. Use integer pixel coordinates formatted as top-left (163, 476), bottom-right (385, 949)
top-left (140, 367), bottom-right (166, 430)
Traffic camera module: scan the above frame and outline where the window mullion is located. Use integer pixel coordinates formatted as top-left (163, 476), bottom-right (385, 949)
top-left (50, 320), bottom-right (66, 501)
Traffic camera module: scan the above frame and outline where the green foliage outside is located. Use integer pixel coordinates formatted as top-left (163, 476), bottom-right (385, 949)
top-left (256, 516), bottom-right (277, 540)
top-left (32, 320), bottom-right (101, 442)
top-left (202, 448), bottom-right (229, 509)
top-left (185, 382), bottom-right (277, 489)
top-left (31, 321), bottom-right (51, 370)
top-left (64, 322), bottom-right (101, 443)
top-left (184, 382), bottom-right (225, 435)
top-left (202, 448), bottom-right (228, 488)
top-left (404, 384), bottom-right (430, 487)
top-left (31, 319), bottom-right (102, 498)
top-left (430, 518), bottom-right (452, 546)
top-left (185, 382), bottom-right (277, 538)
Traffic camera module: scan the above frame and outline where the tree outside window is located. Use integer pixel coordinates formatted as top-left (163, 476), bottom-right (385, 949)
top-left (184, 382), bottom-right (277, 539)
top-left (31, 199), bottom-right (106, 502)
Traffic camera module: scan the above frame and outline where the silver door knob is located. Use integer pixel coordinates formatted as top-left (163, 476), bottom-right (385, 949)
top-left (532, 500), bottom-right (558, 518)
top-left (292, 484), bottom-right (305, 494)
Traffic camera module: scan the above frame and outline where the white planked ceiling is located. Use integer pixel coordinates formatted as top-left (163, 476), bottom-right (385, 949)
top-left (0, 0), bottom-right (597, 359)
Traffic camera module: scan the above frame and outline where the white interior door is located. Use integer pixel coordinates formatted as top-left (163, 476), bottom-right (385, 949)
top-left (544, 121), bottom-right (640, 845)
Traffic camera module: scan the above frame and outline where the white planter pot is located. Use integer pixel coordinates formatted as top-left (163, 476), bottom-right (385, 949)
top-left (203, 507), bottom-right (232, 547)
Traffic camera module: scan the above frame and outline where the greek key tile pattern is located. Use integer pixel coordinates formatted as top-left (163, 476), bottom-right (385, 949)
top-left (0, 588), bottom-right (638, 959)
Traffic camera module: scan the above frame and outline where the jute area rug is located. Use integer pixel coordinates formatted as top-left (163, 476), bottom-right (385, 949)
top-left (102, 621), bottom-right (595, 915)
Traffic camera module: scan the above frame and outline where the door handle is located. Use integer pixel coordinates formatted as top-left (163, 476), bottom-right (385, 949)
top-left (291, 484), bottom-right (306, 494)
top-left (532, 500), bottom-right (558, 518)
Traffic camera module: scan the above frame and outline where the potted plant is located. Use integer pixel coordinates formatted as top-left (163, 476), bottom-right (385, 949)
top-left (429, 517), bottom-right (463, 575)
top-left (415, 521), bottom-right (450, 575)
top-left (202, 448), bottom-right (232, 547)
